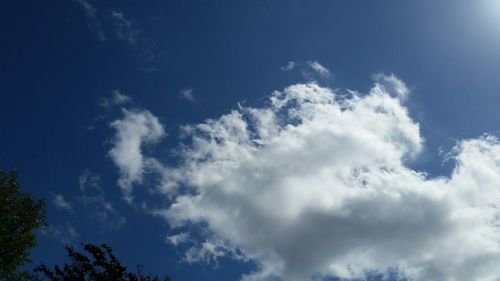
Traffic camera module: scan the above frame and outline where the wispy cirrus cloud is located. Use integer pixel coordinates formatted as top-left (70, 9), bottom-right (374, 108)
top-left (72, 1), bottom-right (158, 71)
top-left (306, 60), bottom-right (330, 76)
top-left (106, 10), bottom-right (158, 71)
top-left (99, 90), bottom-right (133, 108)
top-left (110, 10), bottom-right (141, 44)
top-left (73, 0), bottom-right (106, 41)
top-left (281, 60), bottom-right (331, 80)
top-left (106, 70), bottom-right (500, 281)
top-left (79, 170), bottom-right (126, 230)
top-left (73, 0), bottom-right (139, 44)
top-left (40, 223), bottom-right (80, 245)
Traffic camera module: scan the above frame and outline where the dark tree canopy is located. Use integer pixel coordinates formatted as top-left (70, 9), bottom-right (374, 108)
top-left (35, 244), bottom-right (171, 281)
top-left (0, 169), bottom-right (46, 280)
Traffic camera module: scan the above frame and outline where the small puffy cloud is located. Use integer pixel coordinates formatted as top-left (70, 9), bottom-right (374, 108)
top-left (306, 60), bottom-right (331, 76)
top-left (166, 232), bottom-right (191, 246)
top-left (109, 73), bottom-right (500, 280)
top-left (100, 90), bottom-right (133, 108)
top-left (72, 0), bottom-right (105, 41)
top-left (79, 170), bottom-right (126, 230)
top-left (180, 88), bottom-right (196, 102)
top-left (52, 194), bottom-right (73, 212)
top-left (281, 61), bottom-right (296, 71)
top-left (108, 109), bottom-right (165, 201)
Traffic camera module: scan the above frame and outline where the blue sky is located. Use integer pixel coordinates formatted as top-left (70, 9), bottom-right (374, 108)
top-left (2, 1), bottom-right (500, 280)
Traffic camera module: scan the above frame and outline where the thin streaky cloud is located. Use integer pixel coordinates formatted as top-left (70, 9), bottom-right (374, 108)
top-left (79, 169), bottom-right (126, 231)
top-left (99, 90), bottom-right (133, 108)
top-left (306, 60), bottom-right (330, 76)
top-left (40, 223), bottom-right (80, 246)
top-left (110, 10), bottom-right (141, 44)
top-left (111, 90), bottom-right (133, 104)
top-left (74, 2), bottom-right (157, 72)
top-left (72, 0), bottom-right (106, 41)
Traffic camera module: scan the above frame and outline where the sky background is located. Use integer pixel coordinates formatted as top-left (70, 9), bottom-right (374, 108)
top-left (2, 1), bottom-right (500, 281)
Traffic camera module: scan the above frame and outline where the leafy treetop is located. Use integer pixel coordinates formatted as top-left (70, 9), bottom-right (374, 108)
top-left (35, 243), bottom-right (171, 281)
top-left (0, 169), bottom-right (46, 280)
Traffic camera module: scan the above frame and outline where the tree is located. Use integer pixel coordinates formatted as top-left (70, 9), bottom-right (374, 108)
top-left (0, 169), bottom-right (46, 280)
top-left (35, 243), bottom-right (171, 281)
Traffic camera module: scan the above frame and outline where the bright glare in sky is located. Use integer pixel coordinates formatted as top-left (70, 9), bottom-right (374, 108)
top-left (479, 0), bottom-right (500, 28)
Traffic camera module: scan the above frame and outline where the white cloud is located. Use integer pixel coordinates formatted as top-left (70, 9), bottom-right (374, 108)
top-left (108, 109), bottom-right (165, 201)
top-left (111, 90), bottom-right (132, 104)
top-left (373, 73), bottom-right (409, 101)
top-left (100, 90), bottom-right (132, 108)
top-left (281, 61), bottom-right (296, 71)
top-left (52, 194), bottom-right (73, 212)
top-left (79, 170), bottom-right (126, 230)
top-left (166, 232), bottom-right (191, 246)
top-left (306, 60), bottom-right (331, 77)
top-left (109, 73), bottom-right (500, 281)
top-left (184, 239), bottom-right (244, 264)
top-left (166, 232), bottom-right (245, 264)
top-left (180, 88), bottom-right (196, 102)
top-left (73, 0), bottom-right (105, 41)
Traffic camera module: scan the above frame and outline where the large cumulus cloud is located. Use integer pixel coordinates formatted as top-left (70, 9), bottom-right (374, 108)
top-left (109, 74), bottom-right (500, 281)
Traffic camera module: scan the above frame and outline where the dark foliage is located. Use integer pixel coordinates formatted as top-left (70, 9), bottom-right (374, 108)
top-left (35, 244), bottom-right (171, 281)
top-left (0, 170), bottom-right (46, 280)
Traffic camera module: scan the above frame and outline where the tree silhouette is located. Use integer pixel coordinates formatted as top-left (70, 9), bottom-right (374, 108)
top-left (34, 243), bottom-right (171, 281)
top-left (0, 169), bottom-right (46, 280)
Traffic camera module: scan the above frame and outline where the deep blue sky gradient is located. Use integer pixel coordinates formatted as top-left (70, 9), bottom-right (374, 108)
top-left (1, 1), bottom-right (500, 280)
